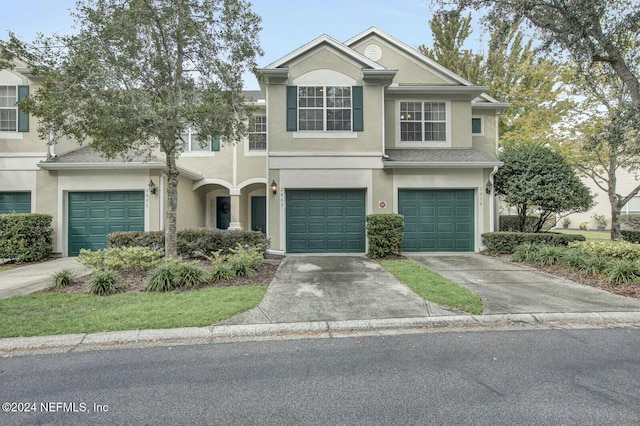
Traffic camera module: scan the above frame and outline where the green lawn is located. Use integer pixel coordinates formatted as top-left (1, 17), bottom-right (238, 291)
top-left (0, 266), bottom-right (9, 272)
top-left (380, 259), bottom-right (483, 315)
top-left (557, 229), bottom-right (612, 241)
top-left (0, 286), bottom-right (266, 338)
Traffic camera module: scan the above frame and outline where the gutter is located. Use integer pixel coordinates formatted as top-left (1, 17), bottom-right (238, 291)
top-left (383, 161), bottom-right (503, 169)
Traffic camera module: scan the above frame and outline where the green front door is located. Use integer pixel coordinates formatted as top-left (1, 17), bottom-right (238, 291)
top-left (251, 196), bottom-right (266, 232)
top-left (0, 192), bottom-right (31, 214)
top-left (399, 189), bottom-right (474, 252)
top-left (216, 197), bottom-right (231, 229)
top-left (286, 189), bottom-right (366, 253)
top-left (68, 191), bottom-right (144, 256)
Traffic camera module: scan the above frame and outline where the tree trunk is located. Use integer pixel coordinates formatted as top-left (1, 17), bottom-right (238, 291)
top-left (165, 146), bottom-right (179, 258)
top-left (610, 198), bottom-right (622, 240)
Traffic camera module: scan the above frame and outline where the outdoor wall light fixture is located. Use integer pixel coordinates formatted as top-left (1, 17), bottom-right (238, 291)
top-left (148, 179), bottom-right (157, 195)
top-left (485, 180), bottom-right (493, 194)
top-left (271, 180), bottom-right (278, 195)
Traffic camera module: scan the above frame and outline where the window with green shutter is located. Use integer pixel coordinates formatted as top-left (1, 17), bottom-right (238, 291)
top-left (286, 85), bottom-right (363, 132)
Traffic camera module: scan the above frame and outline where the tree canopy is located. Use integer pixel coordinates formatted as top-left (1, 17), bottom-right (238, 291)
top-left (1, 0), bottom-right (263, 257)
top-left (495, 143), bottom-right (594, 232)
top-left (431, 0), bottom-right (640, 110)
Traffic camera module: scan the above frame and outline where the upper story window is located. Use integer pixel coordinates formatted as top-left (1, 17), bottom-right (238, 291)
top-left (472, 116), bottom-right (483, 135)
top-left (0, 84), bottom-right (29, 133)
top-left (286, 85), bottom-right (363, 134)
top-left (249, 115), bottom-right (266, 151)
top-left (0, 86), bottom-right (18, 132)
top-left (400, 101), bottom-right (447, 143)
top-left (177, 128), bottom-right (220, 152)
top-left (298, 86), bottom-right (351, 131)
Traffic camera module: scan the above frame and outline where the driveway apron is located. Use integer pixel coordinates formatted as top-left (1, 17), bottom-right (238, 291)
top-left (408, 254), bottom-right (640, 314)
top-left (223, 256), bottom-right (457, 324)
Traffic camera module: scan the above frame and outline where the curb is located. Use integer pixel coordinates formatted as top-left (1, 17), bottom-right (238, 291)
top-left (2, 312), bottom-right (640, 356)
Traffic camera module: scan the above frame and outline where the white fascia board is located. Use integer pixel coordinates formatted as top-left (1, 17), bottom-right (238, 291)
top-left (345, 27), bottom-right (475, 86)
top-left (383, 161), bottom-right (503, 169)
top-left (37, 161), bottom-right (203, 181)
top-left (264, 34), bottom-right (385, 70)
top-left (386, 85), bottom-right (488, 97)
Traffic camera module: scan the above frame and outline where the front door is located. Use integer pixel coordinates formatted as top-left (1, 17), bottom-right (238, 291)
top-left (251, 196), bottom-right (266, 232)
top-left (216, 196), bottom-right (231, 229)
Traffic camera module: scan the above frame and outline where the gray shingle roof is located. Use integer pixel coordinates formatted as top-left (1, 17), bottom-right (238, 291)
top-left (384, 148), bottom-right (502, 168)
top-left (43, 146), bottom-right (163, 164)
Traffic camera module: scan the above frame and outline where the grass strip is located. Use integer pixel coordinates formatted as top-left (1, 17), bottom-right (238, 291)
top-left (0, 286), bottom-right (266, 338)
top-left (381, 259), bottom-right (483, 315)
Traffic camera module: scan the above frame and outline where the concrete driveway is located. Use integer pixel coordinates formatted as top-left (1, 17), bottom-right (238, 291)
top-left (223, 256), bottom-right (457, 325)
top-left (409, 254), bottom-right (640, 314)
top-left (0, 258), bottom-right (91, 299)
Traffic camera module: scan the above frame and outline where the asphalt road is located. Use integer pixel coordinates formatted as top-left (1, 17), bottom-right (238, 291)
top-left (1, 328), bottom-right (640, 425)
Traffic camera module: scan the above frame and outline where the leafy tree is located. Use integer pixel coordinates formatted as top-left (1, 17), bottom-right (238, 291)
top-left (0, 0), bottom-right (262, 257)
top-left (431, 0), bottom-right (640, 112)
top-left (495, 143), bottom-right (594, 232)
top-left (560, 64), bottom-right (640, 240)
top-left (419, 10), bottom-right (573, 147)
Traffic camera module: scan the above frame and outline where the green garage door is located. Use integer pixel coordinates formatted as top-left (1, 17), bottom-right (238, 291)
top-left (286, 189), bottom-right (366, 253)
top-left (0, 192), bottom-right (31, 214)
top-left (399, 189), bottom-right (474, 252)
top-left (68, 191), bottom-right (144, 256)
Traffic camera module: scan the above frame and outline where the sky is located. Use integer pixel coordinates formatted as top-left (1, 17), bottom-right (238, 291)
top-left (0, 0), bottom-right (486, 90)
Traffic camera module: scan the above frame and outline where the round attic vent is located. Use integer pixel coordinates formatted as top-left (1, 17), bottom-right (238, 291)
top-left (364, 44), bottom-right (382, 61)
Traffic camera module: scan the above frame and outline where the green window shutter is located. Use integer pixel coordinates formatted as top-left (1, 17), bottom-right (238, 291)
top-left (17, 85), bottom-right (29, 132)
top-left (211, 137), bottom-right (220, 151)
top-left (286, 86), bottom-right (297, 132)
top-left (352, 86), bottom-right (363, 132)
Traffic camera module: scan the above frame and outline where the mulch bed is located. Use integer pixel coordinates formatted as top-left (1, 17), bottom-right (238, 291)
top-left (45, 258), bottom-right (281, 295)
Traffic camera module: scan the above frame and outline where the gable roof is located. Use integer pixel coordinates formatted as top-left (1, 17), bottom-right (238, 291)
top-left (264, 34), bottom-right (385, 70)
top-left (383, 148), bottom-right (502, 169)
top-left (346, 27), bottom-right (474, 86)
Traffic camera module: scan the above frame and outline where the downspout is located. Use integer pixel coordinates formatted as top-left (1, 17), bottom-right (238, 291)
top-left (381, 85), bottom-right (388, 159)
top-left (489, 166), bottom-right (499, 232)
top-left (48, 129), bottom-right (55, 158)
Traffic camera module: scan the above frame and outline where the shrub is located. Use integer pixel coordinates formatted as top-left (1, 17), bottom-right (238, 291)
top-left (144, 260), bottom-right (182, 292)
top-left (366, 214), bottom-right (404, 258)
top-left (48, 269), bottom-right (77, 289)
top-left (620, 215), bottom-right (640, 231)
top-left (499, 215), bottom-right (543, 232)
top-left (0, 214), bottom-right (53, 263)
top-left (621, 230), bottom-right (640, 243)
top-left (560, 249), bottom-right (585, 270)
top-left (511, 242), bottom-right (542, 263)
top-left (78, 247), bottom-right (163, 272)
top-left (574, 255), bottom-right (609, 276)
top-left (88, 270), bottom-right (121, 295)
top-left (534, 245), bottom-right (567, 266)
top-left (108, 229), bottom-right (269, 258)
top-left (210, 263), bottom-right (237, 282)
top-left (604, 259), bottom-right (640, 285)
top-left (482, 232), bottom-right (586, 254)
top-left (568, 240), bottom-right (640, 261)
top-left (175, 262), bottom-right (206, 288)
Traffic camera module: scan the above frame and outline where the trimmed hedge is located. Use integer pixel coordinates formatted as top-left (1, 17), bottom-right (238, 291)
top-left (621, 230), bottom-right (640, 243)
top-left (621, 215), bottom-right (640, 231)
top-left (0, 214), bottom-right (53, 263)
top-left (499, 215), bottom-right (555, 232)
top-left (482, 231), bottom-right (586, 254)
top-left (366, 213), bottom-right (404, 258)
top-left (108, 229), bottom-right (269, 258)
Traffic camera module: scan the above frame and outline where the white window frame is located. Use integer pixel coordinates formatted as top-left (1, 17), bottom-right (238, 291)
top-left (396, 100), bottom-right (451, 147)
top-left (472, 115), bottom-right (484, 136)
top-left (298, 86), bottom-right (352, 132)
top-left (179, 127), bottom-right (216, 156)
top-left (0, 85), bottom-right (18, 133)
top-left (247, 115), bottom-right (267, 153)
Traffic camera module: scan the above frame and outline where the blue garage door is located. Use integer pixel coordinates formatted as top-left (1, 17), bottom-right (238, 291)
top-left (68, 191), bottom-right (144, 256)
top-left (399, 189), bottom-right (474, 252)
top-left (286, 189), bottom-right (366, 253)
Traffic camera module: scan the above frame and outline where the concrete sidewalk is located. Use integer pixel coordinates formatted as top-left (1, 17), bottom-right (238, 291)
top-left (2, 254), bottom-right (640, 356)
top-left (0, 258), bottom-right (91, 299)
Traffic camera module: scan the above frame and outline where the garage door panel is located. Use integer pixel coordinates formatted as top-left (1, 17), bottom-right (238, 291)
top-left (400, 189), bottom-right (474, 252)
top-left (286, 189), bottom-right (365, 253)
top-left (69, 191), bottom-right (144, 256)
